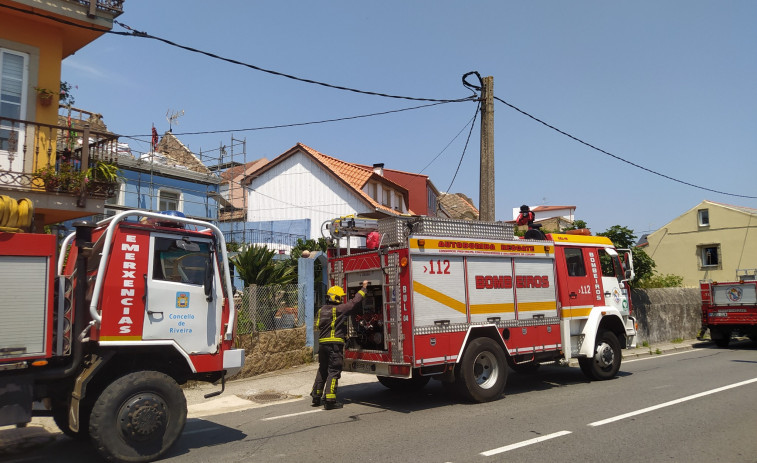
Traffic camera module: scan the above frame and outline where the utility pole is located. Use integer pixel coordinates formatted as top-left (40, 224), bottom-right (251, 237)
top-left (479, 75), bottom-right (495, 222)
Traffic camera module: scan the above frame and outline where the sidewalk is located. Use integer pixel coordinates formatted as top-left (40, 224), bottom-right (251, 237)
top-left (0, 338), bottom-right (704, 456)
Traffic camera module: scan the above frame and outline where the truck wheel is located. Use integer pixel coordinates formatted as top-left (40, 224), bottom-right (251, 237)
top-left (456, 337), bottom-right (507, 403)
top-left (377, 370), bottom-right (430, 392)
top-left (579, 330), bottom-right (621, 381)
top-left (89, 371), bottom-right (187, 463)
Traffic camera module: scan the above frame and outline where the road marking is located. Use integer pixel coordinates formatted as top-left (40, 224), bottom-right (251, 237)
top-left (481, 430), bottom-right (572, 456)
top-left (623, 350), bottom-right (697, 363)
top-left (589, 377), bottom-right (757, 427)
top-left (261, 409), bottom-right (322, 421)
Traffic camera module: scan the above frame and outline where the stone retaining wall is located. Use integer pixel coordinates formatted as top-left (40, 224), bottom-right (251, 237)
top-left (229, 326), bottom-right (312, 380)
top-left (631, 287), bottom-right (701, 343)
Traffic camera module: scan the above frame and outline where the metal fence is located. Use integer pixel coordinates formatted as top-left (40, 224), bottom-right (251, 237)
top-left (236, 283), bottom-right (305, 334)
top-left (223, 229), bottom-right (306, 255)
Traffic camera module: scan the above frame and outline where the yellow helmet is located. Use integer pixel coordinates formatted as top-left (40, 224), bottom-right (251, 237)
top-left (327, 285), bottom-right (346, 303)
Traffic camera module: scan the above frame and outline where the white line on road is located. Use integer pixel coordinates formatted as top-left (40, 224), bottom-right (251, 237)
top-left (589, 377), bottom-right (757, 427)
top-left (481, 430), bottom-right (572, 456)
top-left (623, 350), bottom-right (698, 363)
top-left (261, 409), bottom-right (322, 421)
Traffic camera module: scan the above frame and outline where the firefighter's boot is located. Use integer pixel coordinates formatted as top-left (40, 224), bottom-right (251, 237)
top-left (311, 397), bottom-right (322, 407)
top-left (324, 400), bottom-right (343, 410)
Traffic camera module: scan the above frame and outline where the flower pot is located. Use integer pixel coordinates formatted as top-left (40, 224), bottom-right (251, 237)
top-left (39, 94), bottom-right (53, 107)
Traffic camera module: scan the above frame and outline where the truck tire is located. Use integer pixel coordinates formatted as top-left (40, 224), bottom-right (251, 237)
top-left (89, 371), bottom-right (187, 463)
top-left (578, 330), bottom-right (621, 381)
top-left (456, 337), bottom-right (507, 403)
top-left (377, 370), bottom-right (430, 392)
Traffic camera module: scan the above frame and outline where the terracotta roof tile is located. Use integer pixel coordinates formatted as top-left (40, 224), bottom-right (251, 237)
top-left (295, 143), bottom-right (403, 216)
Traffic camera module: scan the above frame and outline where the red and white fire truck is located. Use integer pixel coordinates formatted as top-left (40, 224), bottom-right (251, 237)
top-left (0, 205), bottom-right (243, 462)
top-left (327, 216), bottom-right (637, 402)
top-left (699, 270), bottom-right (757, 347)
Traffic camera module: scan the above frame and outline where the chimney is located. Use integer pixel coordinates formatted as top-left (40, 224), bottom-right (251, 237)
top-left (373, 163), bottom-right (384, 176)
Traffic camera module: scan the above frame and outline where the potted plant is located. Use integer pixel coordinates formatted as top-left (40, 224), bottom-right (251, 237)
top-left (86, 161), bottom-right (122, 197)
top-left (33, 87), bottom-right (57, 107)
top-left (35, 165), bottom-right (61, 191)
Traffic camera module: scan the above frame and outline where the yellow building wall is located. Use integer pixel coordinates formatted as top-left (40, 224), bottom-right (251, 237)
top-left (0, 12), bottom-right (64, 170)
top-left (645, 201), bottom-right (757, 285)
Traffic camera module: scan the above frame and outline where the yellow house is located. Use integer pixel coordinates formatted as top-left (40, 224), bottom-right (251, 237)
top-left (0, 0), bottom-right (124, 228)
top-left (643, 200), bottom-right (757, 286)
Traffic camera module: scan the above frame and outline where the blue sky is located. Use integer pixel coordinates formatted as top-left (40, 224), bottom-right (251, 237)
top-left (62, 1), bottom-right (757, 238)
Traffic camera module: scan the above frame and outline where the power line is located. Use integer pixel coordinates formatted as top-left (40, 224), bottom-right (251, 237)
top-left (123, 101), bottom-right (458, 138)
top-left (2, 3), bottom-right (476, 103)
top-left (445, 100), bottom-right (481, 193)
top-left (494, 96), bottom-right (757, 199)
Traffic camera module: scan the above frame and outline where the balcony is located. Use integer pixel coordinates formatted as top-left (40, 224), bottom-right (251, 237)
top-left (0, 109), bottom-right (121, 227)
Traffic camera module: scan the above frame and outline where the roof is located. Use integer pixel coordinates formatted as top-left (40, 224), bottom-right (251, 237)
top-left (244, 143), bottom-right (407, 217)
top-left (155, 132), bottom-right (211, 174)
top-left (220, 158), bottom-right (268, 182)
top-left (439, 192), bottom-right (478, 220)
top-left (703, 200), bottom-right (757, 216)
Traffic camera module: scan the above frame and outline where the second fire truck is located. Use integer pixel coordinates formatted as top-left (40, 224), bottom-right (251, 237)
top-left (326, 216), bottom-right (637, 402)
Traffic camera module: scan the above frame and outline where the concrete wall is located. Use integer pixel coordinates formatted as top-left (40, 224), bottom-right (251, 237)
top-left (631, 288), bottom-right (701, 343)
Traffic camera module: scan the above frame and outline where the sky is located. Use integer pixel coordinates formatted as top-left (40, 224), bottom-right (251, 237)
top-left (61, 1), bottom-right (757, 238)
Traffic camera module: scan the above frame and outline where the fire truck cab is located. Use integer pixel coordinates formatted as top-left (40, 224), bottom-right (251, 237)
top-left (0, 208), bottom-right (243, 462)
top-left (326, 216), bottom-right (636, 402)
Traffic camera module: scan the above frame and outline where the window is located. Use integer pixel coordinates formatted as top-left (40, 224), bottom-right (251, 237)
top-left (152, 237), bottom-right (210, 285)
top-left (371, 183), bottom-right (378, 201)
top-left (394, 192), bottom-right (402, 211)
top-left (564, 248), bottom-right (586, 276)
top-left (158, 189), bottom-right (181, 211)
top-left (382, 188), bottom-right (390, 207)
top-left (698, 209), bottom-right (709, 227)
top-left (699, 244), bottom-right (721, 268)
top-left (0, 49), bottom-right (28, 171)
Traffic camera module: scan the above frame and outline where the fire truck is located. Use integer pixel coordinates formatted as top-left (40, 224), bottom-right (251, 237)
top-left (699, 270), bottom-right (757, 347)
top-left (326, 216), bottom-right (637, 402)
top-left (0, 201), bottom-right (243, 462)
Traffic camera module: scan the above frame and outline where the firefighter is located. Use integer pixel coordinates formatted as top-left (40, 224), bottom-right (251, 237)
top-left (311, 279), bottom-right (369, 409)
top-left (516, 204), bottom-right (546, 240)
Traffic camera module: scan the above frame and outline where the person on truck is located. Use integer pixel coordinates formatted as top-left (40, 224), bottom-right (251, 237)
top-left (311, 279), bottom-right (368, 409)
top-left (516, 204), bottom-right (547, 240)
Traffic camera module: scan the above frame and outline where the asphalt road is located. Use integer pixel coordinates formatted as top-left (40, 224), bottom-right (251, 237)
top-left (5, 340), bottom-right (757, 463)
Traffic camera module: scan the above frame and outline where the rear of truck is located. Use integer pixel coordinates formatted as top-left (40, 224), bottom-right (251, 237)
top-left (700, 271), bottom-right (757, 347)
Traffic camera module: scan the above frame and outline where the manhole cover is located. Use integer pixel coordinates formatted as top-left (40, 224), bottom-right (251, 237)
top-left (245, 392), bottom-right (288, 403)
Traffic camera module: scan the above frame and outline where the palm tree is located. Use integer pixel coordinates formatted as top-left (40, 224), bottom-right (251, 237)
top-left (229, 244), bottom-right (296, 287)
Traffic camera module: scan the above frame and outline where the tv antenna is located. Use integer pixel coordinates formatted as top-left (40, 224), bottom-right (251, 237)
top-left (166, 109), bottom-right (184, 132)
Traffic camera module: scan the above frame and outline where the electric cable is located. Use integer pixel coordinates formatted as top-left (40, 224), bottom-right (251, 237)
top-left (445, 100), bottom-right (481, 193)
top-left (123, 101), bottom-right (457, 138)
top-left (494, 95), bottom-right (757, 199)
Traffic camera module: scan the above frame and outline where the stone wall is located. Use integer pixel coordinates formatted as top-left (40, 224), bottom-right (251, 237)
top-left (631, 287), bottom-right (702, 343)
top-left (229, 326), bottom-right (313, 380)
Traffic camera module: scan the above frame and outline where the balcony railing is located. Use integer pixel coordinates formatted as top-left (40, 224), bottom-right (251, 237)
top-left (0, 114), bottom-right (120, 199)
top-left (65, 0), bottom-right (125, 16)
